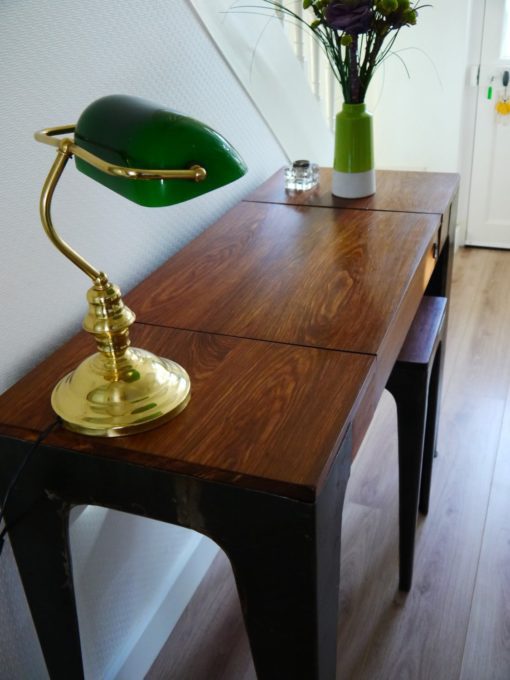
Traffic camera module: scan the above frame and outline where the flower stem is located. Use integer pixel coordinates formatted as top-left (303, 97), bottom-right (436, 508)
top-left (348, 35), bottom-right (360, 103)
top-left (360, 32), bottom-right (385, 100)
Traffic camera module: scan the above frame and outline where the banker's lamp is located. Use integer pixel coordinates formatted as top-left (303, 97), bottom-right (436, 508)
top-left (35, 95), bottom-right (247, 437)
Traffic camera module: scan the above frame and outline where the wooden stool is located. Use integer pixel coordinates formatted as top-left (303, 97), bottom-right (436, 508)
top-left (386, 296), bottom-right (447, 591)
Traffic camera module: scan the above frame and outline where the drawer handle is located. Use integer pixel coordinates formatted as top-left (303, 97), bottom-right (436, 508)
top-left (432, 242), bottom-right (439, 260)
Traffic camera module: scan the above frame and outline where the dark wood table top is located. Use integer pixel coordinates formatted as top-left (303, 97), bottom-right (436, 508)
top-left (0, 323), bottom-right (374, 501)
top-left (129, 203), bottom-right (439, 356)
top-left (0, 171), bottom-right (449, 500)
top-left (128, 202), bottom-right (439, 424)
top-left (246, 168), bottom-right (460, 216)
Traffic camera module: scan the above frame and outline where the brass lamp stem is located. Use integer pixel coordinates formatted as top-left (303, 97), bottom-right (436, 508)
top-left (40, 140), bottom-right (135, 363)
top-left (82, 276), bottom-right (136, 374)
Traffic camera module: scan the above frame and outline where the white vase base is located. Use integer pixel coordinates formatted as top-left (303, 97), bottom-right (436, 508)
top-left (332, 169), bottom-right (376, 199)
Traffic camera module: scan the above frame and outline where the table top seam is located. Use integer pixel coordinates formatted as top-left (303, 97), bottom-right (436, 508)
top-left (133, 320), bottom-right (378, 360)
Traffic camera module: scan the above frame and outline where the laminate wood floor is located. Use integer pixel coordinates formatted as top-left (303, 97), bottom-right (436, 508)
top-left (146, 246), bottom-right (510, 680)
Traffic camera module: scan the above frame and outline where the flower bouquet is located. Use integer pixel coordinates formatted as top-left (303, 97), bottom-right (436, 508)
top-left (257, 0), bottom-right (428, 197)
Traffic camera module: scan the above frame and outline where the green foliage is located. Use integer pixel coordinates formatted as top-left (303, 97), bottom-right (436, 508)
top-left (258, 0), bottom-right (430, 103)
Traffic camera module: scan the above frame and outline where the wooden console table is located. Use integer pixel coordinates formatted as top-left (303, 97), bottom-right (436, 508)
top-left (0, 169), bottom-right (459, 679)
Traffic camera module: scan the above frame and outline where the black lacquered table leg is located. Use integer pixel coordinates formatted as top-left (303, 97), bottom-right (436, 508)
top-left (387, 372), bottom-right (428, 592)
top-left (216, 431), bottom-right (352, 680)
top-left (0, 425), bottom-right (351, 680)
top-left (0, 441), bottom-right (83, 680)
top-left (419, 345), bottom-right (443, 515)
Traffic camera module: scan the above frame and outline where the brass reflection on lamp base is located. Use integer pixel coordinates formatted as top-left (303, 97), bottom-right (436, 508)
top-left (51, 347), bottom-right (191, 437)
top-left (48, 274), bottom-right (191, 437)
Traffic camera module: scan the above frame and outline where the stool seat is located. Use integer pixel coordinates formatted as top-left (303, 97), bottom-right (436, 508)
top-left (387, 295), bottom-right (447, 591)
top-left (397, 296), bottom-right (447, 365)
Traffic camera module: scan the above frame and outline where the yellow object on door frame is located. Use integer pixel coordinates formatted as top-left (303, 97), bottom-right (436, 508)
top-left (496, 97), bottom-right (510, 115)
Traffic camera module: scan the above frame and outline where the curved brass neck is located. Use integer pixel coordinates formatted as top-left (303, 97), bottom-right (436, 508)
top-left (40, 140), bottom-right (105, 283)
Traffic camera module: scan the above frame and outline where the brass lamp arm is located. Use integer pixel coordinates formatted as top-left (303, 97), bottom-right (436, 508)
top-left (40, 142), bottom-right (104, 282)
top-left (36, 126), bottom-right (208, 283)
top-left (35, 126), bottom-right (207, 182)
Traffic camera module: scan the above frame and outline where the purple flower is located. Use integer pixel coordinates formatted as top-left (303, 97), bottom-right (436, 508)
top-left (325, 0), bottom-right (373, 35)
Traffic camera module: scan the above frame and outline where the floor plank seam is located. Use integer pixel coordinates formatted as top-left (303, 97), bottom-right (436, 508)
top-left (458, 380), bottom-right (510, 678)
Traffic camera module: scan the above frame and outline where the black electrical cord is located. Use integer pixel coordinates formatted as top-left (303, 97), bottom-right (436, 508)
top-left (0, 417), bottom-right (61, 557)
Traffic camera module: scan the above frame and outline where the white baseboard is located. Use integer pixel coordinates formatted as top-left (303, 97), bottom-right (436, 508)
top-left (455, 222), bottom-right (464, 249)
top-left (114, 536), bottom-right (219, 680)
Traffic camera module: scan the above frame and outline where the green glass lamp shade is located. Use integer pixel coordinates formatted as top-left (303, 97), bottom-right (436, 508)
top-left (74, 95), bottom-right (247, 207)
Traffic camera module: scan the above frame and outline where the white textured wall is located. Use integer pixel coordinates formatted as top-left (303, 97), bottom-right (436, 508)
top-left (366, 0), bottom-right (475, 174)
top-left (190, 0), bottom-right (333, 164)
top-left (361, 0), bottom-right (478, 241)
top-left (0, 1), bottom-right (285, 677)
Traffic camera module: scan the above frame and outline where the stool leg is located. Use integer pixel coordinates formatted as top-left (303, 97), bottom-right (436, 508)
top-left (387, 371), bottom-right (428, 592)
top-left (419, 343), bottom-right (443, 515)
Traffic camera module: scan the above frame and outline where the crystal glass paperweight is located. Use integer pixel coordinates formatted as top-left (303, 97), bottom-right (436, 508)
top-left (284, 160), bottom-right (319, 192)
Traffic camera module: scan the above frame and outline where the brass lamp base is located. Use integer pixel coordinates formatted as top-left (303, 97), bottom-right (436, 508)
top-left (51, 347), bottom-right (190, 437)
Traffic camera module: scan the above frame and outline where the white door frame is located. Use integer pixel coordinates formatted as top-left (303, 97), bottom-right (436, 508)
top-left (464, 0), bottom-right (510, 248)
top-left (456, 0), bottom-right (487, 246)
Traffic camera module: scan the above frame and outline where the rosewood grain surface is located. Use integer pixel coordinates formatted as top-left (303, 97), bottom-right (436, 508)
top-left (128, 203), bottom-right (439, 365)
top-left (0, 323), bottom-right (374, 501)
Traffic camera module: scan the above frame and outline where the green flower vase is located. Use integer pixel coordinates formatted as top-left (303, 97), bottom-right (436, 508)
top-left (332, 103), bottom-right (376, 199)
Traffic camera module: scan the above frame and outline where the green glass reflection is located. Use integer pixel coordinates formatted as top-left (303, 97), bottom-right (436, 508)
top-left (74, 95), bottom-right (247, 207)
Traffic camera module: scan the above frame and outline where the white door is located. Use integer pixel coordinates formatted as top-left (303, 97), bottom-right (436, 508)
top-left (466, 0), bottom-right (510, 248)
